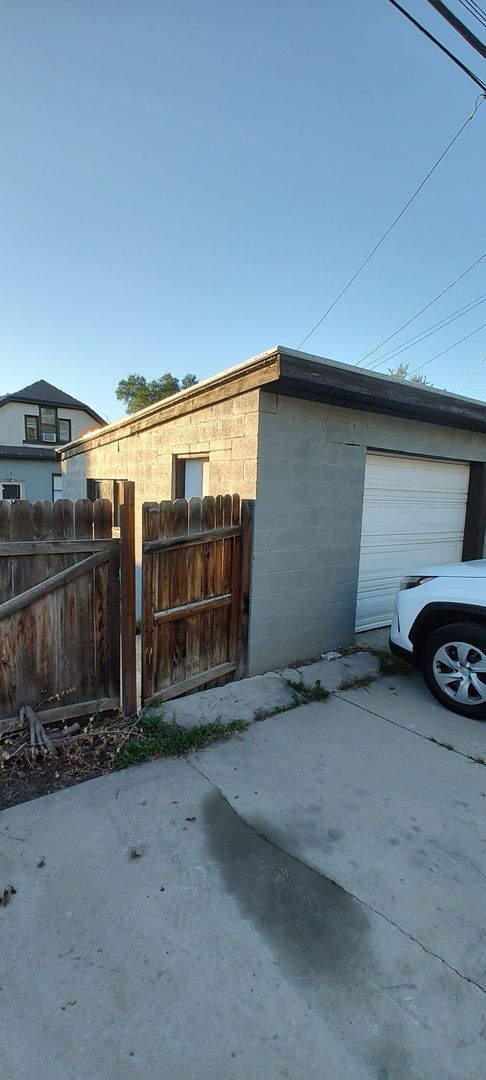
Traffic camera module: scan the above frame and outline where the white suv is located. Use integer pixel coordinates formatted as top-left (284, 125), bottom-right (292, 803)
top-left (390, 560), bottom-right (486, 719)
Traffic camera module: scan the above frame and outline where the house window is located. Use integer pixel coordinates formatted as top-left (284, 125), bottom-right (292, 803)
top-left (58, 418), bottom-right (71, 444)
top-left (173, 456), bottom-right (210, 499)
top-left (25, 415), bottom-right (39, 441)
top-left (24, 409), bottom-right (72, 444)
top-left (52, 474), bottom-right (63, 502)
top-left (40, 406), bottom-right (57, 443)
top-left (1, 480), bottom-right (25, 501)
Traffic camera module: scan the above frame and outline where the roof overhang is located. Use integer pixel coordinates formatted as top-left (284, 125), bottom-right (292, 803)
top-left (270, 349), bottom-right (486, 434)
top-left (0, 444), bottom-right (57, 461)
top-left (59, 346), bottom-right (486, 458)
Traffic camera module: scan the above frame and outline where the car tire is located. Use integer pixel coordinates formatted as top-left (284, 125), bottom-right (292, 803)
top-left (421, 622), bottom-right (486, 720)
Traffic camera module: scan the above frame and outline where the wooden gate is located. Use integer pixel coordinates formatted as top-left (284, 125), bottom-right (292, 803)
top-left (0, 489), bottom-right (136, 729)
top-left (142, 495), bottom-right (254, 705)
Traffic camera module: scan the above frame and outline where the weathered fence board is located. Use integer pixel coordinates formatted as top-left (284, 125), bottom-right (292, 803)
top-left (141, 494), bottom-right (254, 705)
top-left (0, 490), bottom-right (136, 728)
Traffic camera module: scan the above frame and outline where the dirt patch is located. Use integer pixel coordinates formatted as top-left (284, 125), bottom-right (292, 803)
top-left (0, 713), bottom-right (134, 810)
top-left (0, 710), bottom-right (247, 811)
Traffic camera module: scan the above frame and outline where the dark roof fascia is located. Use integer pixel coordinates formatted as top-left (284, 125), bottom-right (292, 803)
top-left (270, 352), bottom-right (486, 434)
top-left (0, 444), bottom-right (57, 461)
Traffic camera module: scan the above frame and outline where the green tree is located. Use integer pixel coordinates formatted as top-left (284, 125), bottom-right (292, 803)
top-left (388, 362), bottom-right (432, 387)
top-left (116, 372), bottom-right (198, 414)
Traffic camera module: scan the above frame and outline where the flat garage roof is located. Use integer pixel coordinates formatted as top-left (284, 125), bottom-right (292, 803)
top-left (60, 347), bottom-right (486, 458)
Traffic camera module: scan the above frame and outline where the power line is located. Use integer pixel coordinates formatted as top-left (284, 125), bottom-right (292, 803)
top-left (387, 0), bottom-right (486, 91)
top-left (408, 322), bottom-right (486, 374)
top-left (357, 251), bottom-right (486, 365)
top-left (368, 293), bottom-right (486, 369)
top-left (424, 0), bottom-right (486, 59)
top-left (459, 354), bottom-right (485, 389)
top-left (457, 0), bottom-right (486, 31)
top-left (297, 99), bottom-right (485, 350)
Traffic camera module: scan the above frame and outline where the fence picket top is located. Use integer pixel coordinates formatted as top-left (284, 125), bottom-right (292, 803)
top-left (232, 493), bottom-right (241, 525)
top-left (202, 496), bottom-right (216, 532)
top-left (0, 500), bottom-right (11, 538)
top-left (75, 499), bottom-right (94, 540)
top-left (172, 499), bottom-right (188, 536)
top-left (159, 500), bottom-right (174, 539)
top-left (10, 500), bottom-right (34, 540)
top-left (186, 497), bottom-right (200, 532)
top-left (93, 498), bottom-right (112, 539)
top-left (53, 499), bottom-right (74, 539)
top-left (33, 501), bottom-right (54, 540)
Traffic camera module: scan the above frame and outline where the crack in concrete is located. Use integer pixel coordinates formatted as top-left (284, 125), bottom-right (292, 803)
top-left (333, 690), bottom-right (486, 767)
top-left (187, 756), bottom-right (486, 998)
top-left (281, 667), bottom-right (486, 767)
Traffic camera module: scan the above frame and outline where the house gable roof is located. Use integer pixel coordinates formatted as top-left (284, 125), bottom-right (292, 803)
top-left (0, 379), bottom-right (105, 425)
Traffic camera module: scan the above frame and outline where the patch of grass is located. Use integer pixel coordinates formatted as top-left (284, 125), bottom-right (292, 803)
top-left (338, 673), bottom-right (376, 692)
top-left (254, 704), bottom-right (295, 722)
top-left (371, 650), bottom-right (413, 678)
top-left (116, 710), bottom-right (247, 769)
top-left (286, 678), bottom-right (330, 703)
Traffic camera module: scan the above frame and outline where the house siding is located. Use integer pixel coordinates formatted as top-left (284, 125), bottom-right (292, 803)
top-left (248, 392), bottom-right (486, 674)
top-left (0, 401), bottom-right (98, 447)
top-left (0, 458), bottom-right (61, 502)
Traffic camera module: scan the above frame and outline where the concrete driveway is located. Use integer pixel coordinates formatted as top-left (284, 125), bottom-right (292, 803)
top-left (1, 669), bottom-right (485, 1079)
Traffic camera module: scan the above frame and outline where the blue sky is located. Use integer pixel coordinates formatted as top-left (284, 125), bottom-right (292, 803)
top-left (1, 0), bottom-right (485, 420)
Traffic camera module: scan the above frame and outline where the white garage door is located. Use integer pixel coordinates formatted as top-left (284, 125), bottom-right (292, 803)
top-left (356, 453), bottom-right (469, 632)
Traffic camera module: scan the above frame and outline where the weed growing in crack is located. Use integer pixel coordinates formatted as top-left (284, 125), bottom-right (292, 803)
top-left (372, 650), bottom-right (413, 677)
top-left (254, 704), bottom-right (295, 723)
top-left (117, 710), bottom-right (247, 769)
top-left (286, 679), bottom-right (330, 703)
top-left (338, 673), bottom-right (376, 692)
top-left (428, 737), bottom-right (455, 751)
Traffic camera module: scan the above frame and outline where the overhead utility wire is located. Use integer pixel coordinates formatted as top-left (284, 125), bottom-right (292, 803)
top-left (367, 294), bottom-right (486, 369)
top-left (387, 0), bottom-right (486, 91)
top-left (459, 354), bottom-right (485, 389)
top-left (408, 322), bottom-right (486, 374)
top-left (457, 0), bottom-right (486, 31)
top-left (356, 251), bottom-right (486, 365)
top-left (297, 98), bottom-right (484, 350)
top-left (425, 0), bottom-right (486, 59)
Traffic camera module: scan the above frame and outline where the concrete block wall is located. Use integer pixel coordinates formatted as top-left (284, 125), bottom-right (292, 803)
top-left (248, 392), bottom-right (486, 674)
top-left (62, 389), bottom-right (260, 611)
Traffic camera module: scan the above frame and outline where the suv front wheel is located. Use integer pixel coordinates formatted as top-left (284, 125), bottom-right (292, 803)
top-left (421, 622), bottom-right (486, 720)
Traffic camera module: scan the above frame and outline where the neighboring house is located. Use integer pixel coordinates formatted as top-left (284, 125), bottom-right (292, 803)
top-left (0, 379), bottom-right (105, 503)
top-left (59, 347), bottom-right (486, 674)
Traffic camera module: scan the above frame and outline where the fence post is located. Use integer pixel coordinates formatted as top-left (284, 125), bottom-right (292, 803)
top-left (236, 499), bottom-right (254, 678)
top-left (119, 481), bottom-right (137, 716)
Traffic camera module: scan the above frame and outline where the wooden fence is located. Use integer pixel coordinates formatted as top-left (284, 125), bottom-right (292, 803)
top-left (141, 494), bottom-right (254, 705)
top-left (0, 484), bottom-right (136, 729)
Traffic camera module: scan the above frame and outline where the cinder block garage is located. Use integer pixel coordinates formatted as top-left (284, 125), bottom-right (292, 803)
top-left (60, 348), bottom-right (486, 674)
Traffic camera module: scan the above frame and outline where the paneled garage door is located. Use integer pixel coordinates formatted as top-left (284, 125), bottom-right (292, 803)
top-left (355, 453), bottom-right (469, 632)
